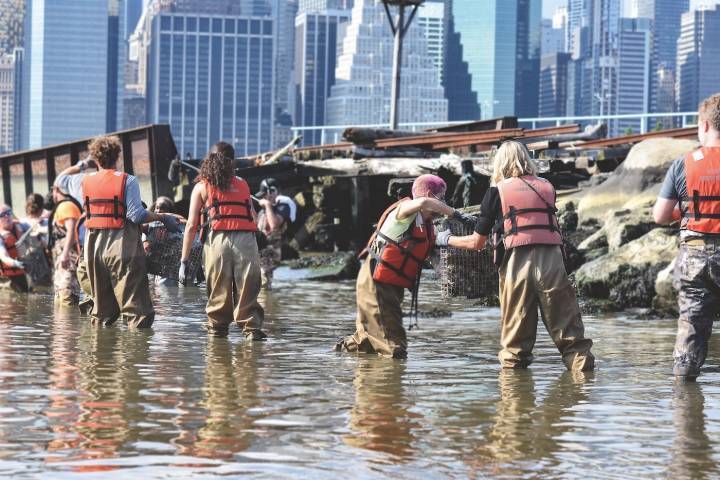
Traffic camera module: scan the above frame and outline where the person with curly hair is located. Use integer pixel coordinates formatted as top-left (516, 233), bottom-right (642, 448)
top-left (55, 134), bottom-right (180, 328)
top-left (180, 141), bottom-right (266, 339)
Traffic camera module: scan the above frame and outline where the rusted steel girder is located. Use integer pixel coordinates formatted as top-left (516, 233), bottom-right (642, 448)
top-left (568, 126), bottom-right (697, 149)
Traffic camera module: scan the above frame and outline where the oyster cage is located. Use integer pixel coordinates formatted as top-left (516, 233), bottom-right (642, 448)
top-left (145, 224), bottom-right (203, 281)
top-left (15, 229), bottom-right (52, 286)
top-left (433, 217), bottom-right (498, 299)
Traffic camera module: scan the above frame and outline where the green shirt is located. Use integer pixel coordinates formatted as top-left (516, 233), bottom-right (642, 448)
top-left (379, 207), bottom-right (417, 242)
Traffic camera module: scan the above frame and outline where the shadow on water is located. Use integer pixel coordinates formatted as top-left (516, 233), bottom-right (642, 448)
top-left (0, 269), bottom-right (718, 478)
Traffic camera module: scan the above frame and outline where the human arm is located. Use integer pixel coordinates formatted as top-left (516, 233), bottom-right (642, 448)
top-left (654, 158), bottom-right (684, 225)
top-left (448, 232), bottom-right (487, 250)
top-left (123, 176), bottom-right (180, 231)
top-left (653, 198), bottom-right (681, 225)
top-left (258, 198), bottom-right (285, 231)
top-left (181, 183), bottom-right (204, 263)
top-left (435, 188), bottom-right (499, 250)
top-left (395, 197), bottom-right (454, 220)
top-left (57, 158), bottom-right (96, 178)
top-left (0, 237), bottom-right (22, 268)
top-left (58, 217), bottom-right (78, 268)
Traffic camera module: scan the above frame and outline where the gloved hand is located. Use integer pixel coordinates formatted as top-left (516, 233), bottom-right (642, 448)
top-left (452, 209), bottom-right (477, 225)
top-left (10, 259), bottom-right (24, 269)
top-left (179, 260), bottom-right (188, 286)
top-left (77, 159), bottom-right (97, 171)
top-left (435, 230), bottom-right (452, 247)
top-left (161, 214), bottom-right (181, 233)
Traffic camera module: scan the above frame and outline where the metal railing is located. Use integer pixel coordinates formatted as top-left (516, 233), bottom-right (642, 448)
top-left (290, 111), bottom-right (699, 146)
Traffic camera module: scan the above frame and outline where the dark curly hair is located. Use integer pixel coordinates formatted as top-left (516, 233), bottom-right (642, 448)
top-left (25, 193), bottom-right (44, 217)
top-left (88, 135), bottom-right (121, 169)
top-left (198, 141), bottom-right (235, 191)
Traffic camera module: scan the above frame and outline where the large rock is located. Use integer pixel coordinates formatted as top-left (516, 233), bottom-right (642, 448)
top-left (652, 258), bottom-right (678, 315)
top-left (575, 228), bottom-right (678, 306)
top-left (577, 138), bottom-right (697, 223)
top-left (603, 207), bottom-right (658, 251)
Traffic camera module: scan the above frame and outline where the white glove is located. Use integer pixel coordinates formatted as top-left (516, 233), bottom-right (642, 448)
top-left (435, 230), bottom-right (452, 247)
top-left (10, 259), bottom-right (24, 269)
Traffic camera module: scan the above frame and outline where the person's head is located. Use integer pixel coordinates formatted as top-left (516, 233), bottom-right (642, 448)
top-left (152, 196), bottom-right (174, 214)
top-left (411, 174), bottom-right (446, 220)
top-left (491, 141), bottom-right (538, 185)
top-left (0, 204), bottom-right (13, 230)
top-left (698, 93), bottom-right (720, 146)
top-left (257, 178), bottom-right (280, 202)
top-left (88, 135), bottom-right (122, 169)
top-left (461, 159), bottom-right (475, 175)
top-left (198, 141), bottom-right (235, 190)
top-left (25, 193), bottom-right (44, 218)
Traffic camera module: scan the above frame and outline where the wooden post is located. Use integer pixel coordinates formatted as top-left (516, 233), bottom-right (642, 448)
top-left (70, 143), bottom-right (80, 166)
top-left (1, 161), bottom-right (10, 205)
top-left (121, 133), bottom-right (134, 174)
top-left (23, 155), bottom-right (32, 196)
top-left (46, 149), bottom-right (56, 190)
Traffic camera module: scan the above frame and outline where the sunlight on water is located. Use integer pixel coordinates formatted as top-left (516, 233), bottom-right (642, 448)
top-left (0, 267), bottom-right (718, 479)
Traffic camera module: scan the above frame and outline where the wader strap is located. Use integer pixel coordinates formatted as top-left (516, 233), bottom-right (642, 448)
top-left (408, 271), bottom-right (421, 331)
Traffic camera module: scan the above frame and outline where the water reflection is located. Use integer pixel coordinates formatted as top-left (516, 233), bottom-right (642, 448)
top-left (343, 358), bottom-right (420, 460)
top-left (474, 370), bottom-right (592, 474)
top-left (191, 339), bottom-right (259, 459)
top-left (668, 382), bottom-right (718, 479)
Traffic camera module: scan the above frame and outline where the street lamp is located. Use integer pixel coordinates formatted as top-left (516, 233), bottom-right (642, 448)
top-left (381, 0), bottom-right (424, 130)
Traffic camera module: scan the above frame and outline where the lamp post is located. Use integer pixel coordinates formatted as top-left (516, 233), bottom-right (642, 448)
top-left (381, 0), bottom-right (423, 130)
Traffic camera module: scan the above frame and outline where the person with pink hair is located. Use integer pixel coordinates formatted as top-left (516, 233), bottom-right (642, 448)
top-left (335, 174), bottom-right (475, 359)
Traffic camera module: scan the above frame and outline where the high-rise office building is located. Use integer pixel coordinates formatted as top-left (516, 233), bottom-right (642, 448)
top-left (541, 18), bottom-right (565, 58)
top-left (272, 0), bottom-right (298, 147)
top-left (21, 0), bottom-right (112, 149)
top-left (567, 0), bottom-right (591, 60)
top-left (635, 0), bottom-right (689, 117)
top-left (144, 12), bottom-right (275, 157)
top-left (417, 1), bottom-right (445, 82)
top-left (539, 52), bottom-right (570, 117)
top-left (676, 6), bottom-right (720, 113)
top-left (293, 7), bottom-right (351, 145)
top-left (0, 0), bottom-right (24, 56)
top-left (590, 0), bottom-right (621, 119)
top-left (0, 54), bottom-right (13, 153)
top-left (298, 0), bottom-right (353, 11)
top-left (326, 0), bottom-right (447, 130)
top-left (452, 0), bottom-right (540, 119)
top-left (614, 18), bottom-right (652, 134)
top-left (442, 0), bottom-right (479, 121)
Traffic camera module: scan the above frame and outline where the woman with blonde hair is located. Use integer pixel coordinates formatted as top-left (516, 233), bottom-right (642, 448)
top-left (180, 141), bottom-right (266, 339)
top-left (436, 141), bottom-right (594, 371)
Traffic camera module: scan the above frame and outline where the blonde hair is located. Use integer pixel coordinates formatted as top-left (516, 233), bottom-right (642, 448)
top-left (491, 141), bottom-right (538, 185)
top-left (699, 93), bottom-right (720, 131)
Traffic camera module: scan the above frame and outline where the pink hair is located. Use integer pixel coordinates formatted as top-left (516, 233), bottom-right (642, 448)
top-left (411, 174), bottom-right (446, 199)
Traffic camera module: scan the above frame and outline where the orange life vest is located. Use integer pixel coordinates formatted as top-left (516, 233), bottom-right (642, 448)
top-left (362, 198), bottom-right (435, 289)
top-left (497, 175), bottom-right (563, 249)
top-left (82, 169), bottom-right (128, 229)
top-left (202, 177), bottom-right (256, 232)
top-left (0, 224), bottom-right (25, 277)
top-left (682, 147), bottom-right (720, 234)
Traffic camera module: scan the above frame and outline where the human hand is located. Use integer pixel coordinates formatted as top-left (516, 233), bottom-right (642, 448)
top-left (161, 214), bottom-right (181, 233)
top-left (59, 250), bottom-right (72, 269)
top-left (452, 209), bottom-right (477, 225)
top-left (435, 230), bottom-right (452, 247)
top-left (179, 260), bottom-right (188, 286)
top-left (77, 159), bottom-right (97, 171)
top-left (258, 198), bottom-right (271, 208)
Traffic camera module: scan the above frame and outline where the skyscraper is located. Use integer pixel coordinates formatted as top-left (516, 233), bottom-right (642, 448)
top-left (615, 18), bottom-right (652, 134)
top-left (541, 18), bottom-right (565, 57)
top-left (515, 0), bottom-right (541, 118)
top-left (144, 12), bottom-right (275, 157)
top-left (635, 0), bottom-right (689, 117)
top-left (298, 0), bottom-right (353, 11)
top-left (0, 54), bottom-right (13, 153)
top-left (539, 52), bottom-right (570, 117)
top-left (451, 0), bottom-right (540, 119)
top-left (293, 7), bottom-right (351, 145)
top-left (676, 6), bottom-right (720, 113)
top-left (442, 0), bottom-right (479, 121)
top-left (417, 1), bottom-right (445, 82)
top-left (0, 0), bottom-right (24, 56)
top-left (21, 0), bottom-right (112, 149)
top-left (325, 0), bottom-right (447, 130)
top-left (272, 0), bottom-right (298, 147)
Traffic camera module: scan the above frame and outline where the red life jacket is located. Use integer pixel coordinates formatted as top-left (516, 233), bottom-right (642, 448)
top-left (202, 177), bottom-right (256, 232)
top-left (0, 224), bottom-right (25, 277)
top-left (362, 198), bottom-right (435, 289)
top-left (82, 169), bottom-right (128, 229)
top-left (682, 147), bottom-right (720, 234)
top-left (497, 175), bottom-right (563, 249)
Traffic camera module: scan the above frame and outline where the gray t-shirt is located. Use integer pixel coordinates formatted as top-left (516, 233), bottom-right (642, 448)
top-left (658, 157), bottom-right (687, 201)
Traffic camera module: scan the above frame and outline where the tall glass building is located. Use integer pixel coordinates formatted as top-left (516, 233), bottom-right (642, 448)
top-left (676, 6), bottom-right (720, 114)
top-left (146, 13), bottom-right (275, 157)
top-left (293, 8), bottom-right (351, 145)
top-left (21, 0), bottom-right (111, 149)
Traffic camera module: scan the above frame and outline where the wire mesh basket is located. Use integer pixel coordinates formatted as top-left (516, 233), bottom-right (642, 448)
top-left (15, 228), bottom-right (52, 286)
top-left (434, 217), bottom-right (498, 299)
top-left (145, 223), bottom-right (203, 281)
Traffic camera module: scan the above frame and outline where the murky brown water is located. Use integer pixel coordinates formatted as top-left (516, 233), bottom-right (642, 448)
top-left (0, 267), bottom-right (719, 479)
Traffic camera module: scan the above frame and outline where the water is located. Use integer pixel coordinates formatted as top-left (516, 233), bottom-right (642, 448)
top-left (0, 267), bottom-right (719, 479)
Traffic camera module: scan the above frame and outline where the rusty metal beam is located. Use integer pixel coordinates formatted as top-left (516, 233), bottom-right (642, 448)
top-left (569, 127), bottom-right (697, 149)
top-left (293, 142), bottom-right (352, 153)
top-left (375, 128), bottom-right (524, 148)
